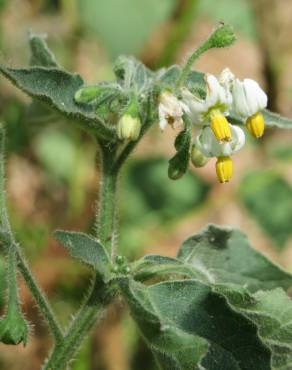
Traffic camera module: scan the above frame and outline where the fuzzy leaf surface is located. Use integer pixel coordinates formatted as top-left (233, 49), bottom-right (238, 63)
top-left (177, 224), bottom-right (292, 293)
top-left (54, 231), bottom-right (111, 280)
top-left (0, 66), bottom-right (114, 140)
top-left (29, 32), bottom-right (59, 68)
top-left (120, 278), bottom-right (271, 370)
top-left (216, 286), bottom-right (292, 370)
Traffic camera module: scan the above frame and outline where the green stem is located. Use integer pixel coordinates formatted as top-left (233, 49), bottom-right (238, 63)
top-left (15, 243), bottom-right (64, 343)
top-left (43, 142), bottom-right (118, 370)
top-left (176, 40), bottom-right (211, 88)
top-left (95, 144), bottom-right (118, 253)
top-left (7, 245), bottom-right (19, 311)
top-left (43, 277), bottom-right (115, 370)
top-left (0, 126), bottom-right (63, 343)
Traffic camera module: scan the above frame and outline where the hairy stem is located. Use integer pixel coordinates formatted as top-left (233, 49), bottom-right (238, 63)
top-left (43, 142), bottom-right (118, 370)
top-left (43, 277), bottom-right (115, 370)
top-left (0, 126), bottom-right (63, 342)
top-left (95, 143), bottom-right (118, 254)
top-left (176, 40), bottom-right (211, 88)
top-left (15, 243), bottom-right (64, 342)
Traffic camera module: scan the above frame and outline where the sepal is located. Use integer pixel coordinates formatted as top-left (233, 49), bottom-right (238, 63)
top-left (0, 306), bottom-right (29, 346)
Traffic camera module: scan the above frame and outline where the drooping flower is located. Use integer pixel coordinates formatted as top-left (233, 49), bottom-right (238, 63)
top-left (182, 73), bottom-right (233, 142)
top-left (195, 124), bottom-right (245, 183)
top-left (232, 78), bottom-right (267, 138)
top-left (158, 90), bottom-right (189, 131)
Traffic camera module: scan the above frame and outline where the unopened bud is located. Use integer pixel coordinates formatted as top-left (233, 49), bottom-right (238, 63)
top-left (74, 86), bottom-right (101, 104)
top-left (209, 24), bottom-right (236, 48)
top-left (117, 114), bottom-right (141, 141)
top-left (117, 96), bottom-right (141, 141)
top-left (191, 145), bottom-right (209, 168)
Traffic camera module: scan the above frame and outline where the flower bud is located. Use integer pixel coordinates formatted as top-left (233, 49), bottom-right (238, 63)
top-left (74, 86), bottom-right (101, 104)
top-left (209, 24), bottom-right (236, 48)
top-left (190, 145), bottom-right (209, 168)
top-left (216, 156), bottom-right (233, 183)
top-left (0, 307), bottom-right (28, 346)
top-left (117, 95), bottom-right (141, 141)
top-left (117, 114), bottom-right (141, 141)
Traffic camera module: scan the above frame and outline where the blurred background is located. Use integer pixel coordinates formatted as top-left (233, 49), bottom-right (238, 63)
top-left (1, 0), bottom-right (292, 369)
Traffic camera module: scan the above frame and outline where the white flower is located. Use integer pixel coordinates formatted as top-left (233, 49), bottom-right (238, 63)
top-left (158, 91), bottom-right (189, 131)
top-left (219, 68), bottom-right (235, 91)
top-left (195, 124), bottom-right (245, 158)
top-left (182, 73), bottom-right (232, 125)
top-left (232, 78), bottom-right (267, 118)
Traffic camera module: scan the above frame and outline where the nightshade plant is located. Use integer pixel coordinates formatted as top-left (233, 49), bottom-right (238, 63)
top-left (0, 24), bottom-right (292, 370)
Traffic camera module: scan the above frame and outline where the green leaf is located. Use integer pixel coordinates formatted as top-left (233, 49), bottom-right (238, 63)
top-left (239, 170), bottom-right (292, 249)
top-left (132, 255), bottom-right (195, 281)
top-left (177, 224), bottom-right (292, 293)
top-left (217, 286), bottom-right (292, 370)
top-left (0, 66), bottom-right (115, 140)
top-left (29, 32), bottom-right (59, 68)
top-left (113, 55), bottom-right (153, 92)
top-left (54, 231), bottom-right (111, 280)
top-left (168, 124), bottom-right (192, 180)
top-left (262, 110), bottom-right (292, 129)
top-left (120, 278), bottom-right (271, 370)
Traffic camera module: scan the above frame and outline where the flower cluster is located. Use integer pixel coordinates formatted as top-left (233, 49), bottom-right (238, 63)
top-left (158, 68), bottom-right (268, 183)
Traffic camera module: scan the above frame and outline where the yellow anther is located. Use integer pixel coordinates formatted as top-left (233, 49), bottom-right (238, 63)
top-left (216, 156), bottom-right (233, 183)
top-left (210, 111), bottom-right (231, 142)
top-left (246, 112), bottom-right (265, 138)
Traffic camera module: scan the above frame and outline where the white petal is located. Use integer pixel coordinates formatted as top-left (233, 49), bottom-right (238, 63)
top-left (230, 125), bottom-right (245, 153)
top-left (219, 68), bottom-right (235, 89)
top-left (205, 74), bottom-right (221, 106)
top-left (195, 124), bottom-right (245, 157)
top-left (243, 79), bottom-right (267, 113)
top-left (232, 79), bottom-right (251, 117)
top-left (195, 127), bottom-right (214, 157)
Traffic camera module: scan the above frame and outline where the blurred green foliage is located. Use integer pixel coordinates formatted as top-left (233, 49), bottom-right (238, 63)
top-left (199, 0), bottom-right (256, 38)
top-left (269, 143), bottom-right (292, 162)
top-left (34, 128), bottom-right (95, 213)
top-left (0, 99), bottom-right (30, 154)
top-left (120, 158), bottom-right (210, 257)
top-left (0, 256), bottom-right (6, 309)
top-left (78, 0), bottom-right (177, 59)
top-left (239, 170), bottom-right (292, 249)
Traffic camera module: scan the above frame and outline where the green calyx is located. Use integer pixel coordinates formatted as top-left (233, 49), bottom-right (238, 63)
top-left (0, 306), bottom-right (29, 346)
